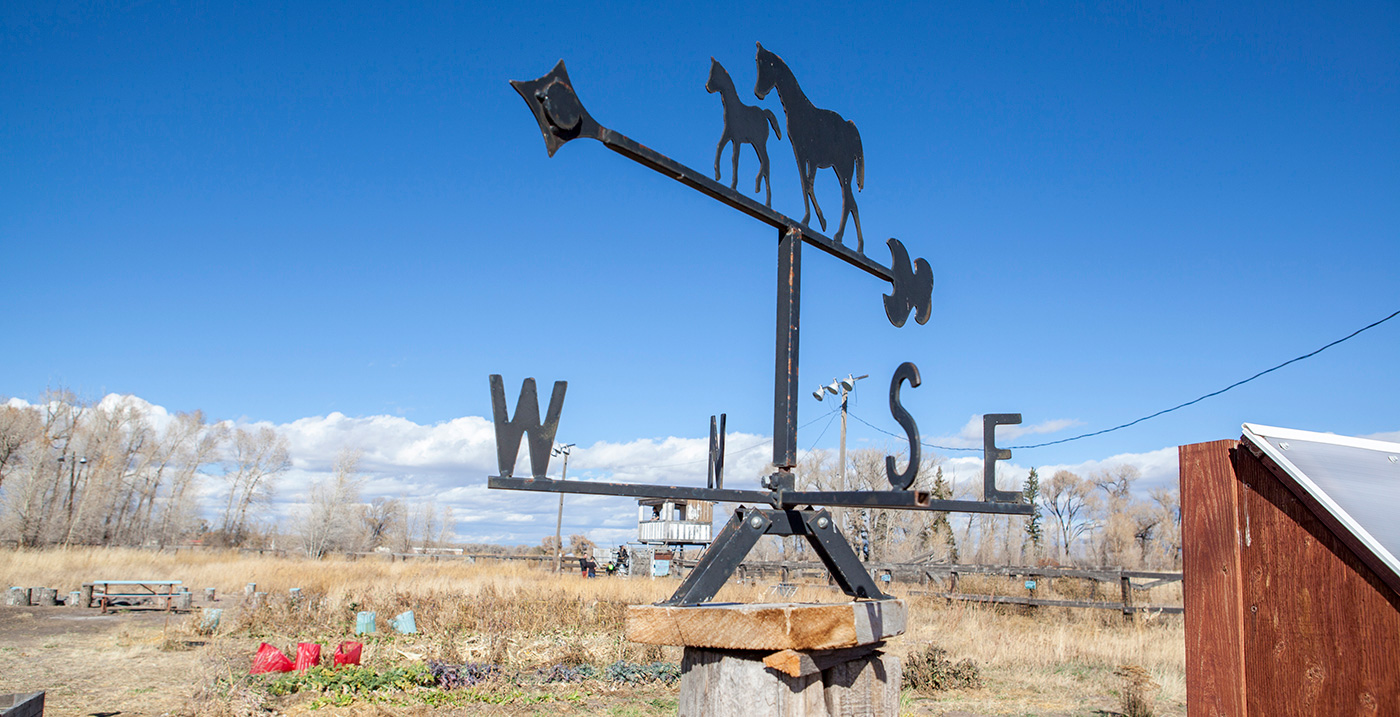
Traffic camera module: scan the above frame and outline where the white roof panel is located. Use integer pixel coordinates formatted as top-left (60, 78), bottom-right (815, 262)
top-left (1242, 423), bottom-right (1400, 590)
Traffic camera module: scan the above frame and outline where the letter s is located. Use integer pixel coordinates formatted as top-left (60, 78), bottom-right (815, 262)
top-left (885, 362), bottom-right (922, 490)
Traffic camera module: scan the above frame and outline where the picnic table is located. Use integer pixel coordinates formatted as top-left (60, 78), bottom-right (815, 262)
top-left (84, 580), bottom-right (182, 612)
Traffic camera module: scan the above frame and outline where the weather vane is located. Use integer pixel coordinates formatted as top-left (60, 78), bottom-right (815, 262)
top-left (490, 44), bottom-right (1030, 606)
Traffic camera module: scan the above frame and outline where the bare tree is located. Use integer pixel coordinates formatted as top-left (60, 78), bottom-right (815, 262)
top-left (154, 412), bottom-right (226, 547)
top-left (360, 496), bottom-right (402, 550)
top-left (1145, 487), bottom-right (1182, 568)
top-left (437, 505), bottom-right (456, 548)
top-left (300, 448), bottom-right (365, 558)
top-left (538, 533), bottom-right (561, 557)
top-left (415, 501), bottom-right (439, 551)
top-left (0, 403), bottom-right (42, 491)
top-left (218, 426), bottom-right (289, 545)
top-left (1091, 465), bottom-right (1142, 566)
top-left (1041, 470), bottom-right (1096, 563)
top-left (568, 533), bottom-right (595, 557)
top-left (9, 391), bottom-right (87, 546)
top-left (1, 395), bottom-right (229, 548)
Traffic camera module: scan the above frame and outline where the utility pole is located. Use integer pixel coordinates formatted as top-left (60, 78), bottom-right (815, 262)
top-left (814, 374), bottom-right (867, 485)
top-left (551, 443), bottom-right (574, 573)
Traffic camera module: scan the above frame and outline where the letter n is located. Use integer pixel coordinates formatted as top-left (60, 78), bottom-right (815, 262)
top-left (489, 375), bottom-right (567, 478)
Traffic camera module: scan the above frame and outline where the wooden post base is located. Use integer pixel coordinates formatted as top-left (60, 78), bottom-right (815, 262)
top-left (628, 601), bottom-right (906, 716)
top-left (679, 646), bottom-right (900, 717)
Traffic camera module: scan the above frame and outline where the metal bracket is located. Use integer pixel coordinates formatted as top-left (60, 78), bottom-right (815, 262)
top-left (661, 506), bottom-right (890, 606)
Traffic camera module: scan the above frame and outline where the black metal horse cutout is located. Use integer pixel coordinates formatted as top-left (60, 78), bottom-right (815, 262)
top-left (754, 43), bottom-right (866, 252)
top-left (707, 59), bottom-right (782, 207)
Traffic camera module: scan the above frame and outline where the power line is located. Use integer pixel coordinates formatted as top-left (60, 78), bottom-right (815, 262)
top-left (803, 409), bottom-right (842, 456)
top-left (851, 308), bottom-right (1400, 452)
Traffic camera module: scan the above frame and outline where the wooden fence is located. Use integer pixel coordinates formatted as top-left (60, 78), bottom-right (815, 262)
top-left (673, 558), bottom-right (1183, 619)
top-left (910, 564), bottom-right (1183, 619)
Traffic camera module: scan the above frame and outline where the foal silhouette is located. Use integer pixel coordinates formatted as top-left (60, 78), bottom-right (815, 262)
top-left (754, 43), bottom-right (865, 252)
top-left (707, 58), bottom-right (782, 207)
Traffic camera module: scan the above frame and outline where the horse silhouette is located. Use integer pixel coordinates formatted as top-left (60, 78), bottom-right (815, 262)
top-left (707, 58), bottom-right (782, 207)
top-left (754, 43), bottom-right (865, 252)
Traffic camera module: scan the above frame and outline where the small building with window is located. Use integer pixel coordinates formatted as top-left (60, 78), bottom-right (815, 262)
top-left (637, 499), bottom-right (714, 546)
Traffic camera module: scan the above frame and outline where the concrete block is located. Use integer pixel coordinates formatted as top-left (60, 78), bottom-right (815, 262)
top-left (0, 691), bottom-right (44, 717)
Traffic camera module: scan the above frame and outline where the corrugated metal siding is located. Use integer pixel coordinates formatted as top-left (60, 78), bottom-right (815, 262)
top-left (638, 521), bottom-right (712, 544)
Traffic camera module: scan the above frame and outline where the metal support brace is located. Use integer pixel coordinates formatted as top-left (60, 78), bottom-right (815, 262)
top-left (660, 506), bottom-right (890, 606)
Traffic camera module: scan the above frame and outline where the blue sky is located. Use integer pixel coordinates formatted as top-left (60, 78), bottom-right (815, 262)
top-left (4, 2), bottom-right (1397, 543)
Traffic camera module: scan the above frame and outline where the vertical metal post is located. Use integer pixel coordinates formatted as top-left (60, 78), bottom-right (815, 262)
top-left (839, 387), bottom-right (848, 485)
top-left (773, 227), bottom-right (802, 473)
top-left (552, 445), bottom-right (571, 573)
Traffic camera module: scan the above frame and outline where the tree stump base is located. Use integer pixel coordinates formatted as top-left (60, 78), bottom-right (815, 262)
top-left (680, 645), bottom-right (900, 716)
top-left (627, 601), bottom-right (905, 717)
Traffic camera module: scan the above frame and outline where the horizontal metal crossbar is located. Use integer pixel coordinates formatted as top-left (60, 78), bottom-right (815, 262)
top-left (488, 476), bottom-right (767, 503)
top-left (784, 490), bottom-right (1033, 515)
top-left (595, 129), bottom-right (893, 282)
top-left (510, 62), bottom-right (892, 283)
top-left (487, 476), bottom-right (1032, 514)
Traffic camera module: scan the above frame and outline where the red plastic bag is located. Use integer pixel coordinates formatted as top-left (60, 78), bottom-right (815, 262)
top-left (332, 640), bottom-right (362, 667)
top-left (250, 642), bottom-right (294, 674)
top-left (294, 642), bottom-right (321, 670)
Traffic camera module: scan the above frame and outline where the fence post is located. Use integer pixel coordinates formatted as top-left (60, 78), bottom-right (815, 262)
top-left (1120, 574), bottom-right (1134, 623)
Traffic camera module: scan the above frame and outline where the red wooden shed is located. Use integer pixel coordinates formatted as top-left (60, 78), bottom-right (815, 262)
top-left (1180, 423), bottom-right (1400, 716)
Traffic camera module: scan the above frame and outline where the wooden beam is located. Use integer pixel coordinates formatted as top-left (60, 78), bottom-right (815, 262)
top-left (762, 643), bottom-right (882, 678)
top-left (1180, 439), bottom-right (1248, 717)
top-left (626, 600), bottom-right (905, 650)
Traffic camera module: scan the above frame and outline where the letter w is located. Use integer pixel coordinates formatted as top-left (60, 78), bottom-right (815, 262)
top-left (489, 375), bottom-right (568, 478)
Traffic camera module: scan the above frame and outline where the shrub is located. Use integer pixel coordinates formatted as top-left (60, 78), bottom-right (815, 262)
top-left (902, 643), bottom-right (982, 693)
top-left (1113, 664), bottom-right (1160, 717)
top-left (427, 661), bottom-right (498, 689)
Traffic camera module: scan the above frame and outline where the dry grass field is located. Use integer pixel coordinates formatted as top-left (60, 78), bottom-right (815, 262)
top-left (0, 547), bottom-right (1184, 716)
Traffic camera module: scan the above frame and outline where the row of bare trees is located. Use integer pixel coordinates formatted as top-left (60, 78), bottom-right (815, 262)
top-left (0, 391), bottom-right (272, 547)
top-left (750, 448), bottom-right (1180, 570)
top-left (0, 392), bottom-right (453, 555)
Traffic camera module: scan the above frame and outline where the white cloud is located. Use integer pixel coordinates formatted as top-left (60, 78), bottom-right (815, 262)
top-left (922, 446), bottom-right (1180, 498)
top-left (204, 407), bottom-right (779, 547)
top-left (926, 414), bottom-right (1083, 449)
top-left (35, 394), bottom-right (1399, 548)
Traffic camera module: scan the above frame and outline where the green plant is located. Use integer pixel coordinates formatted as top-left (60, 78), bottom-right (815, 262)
top-left (264, 664), bottom-right (435, 697)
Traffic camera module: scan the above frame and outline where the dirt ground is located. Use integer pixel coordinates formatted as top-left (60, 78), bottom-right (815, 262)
top-left (0, 603), bottom-right (679, 717)
top-left (0, 604), bottom-right (203, 715)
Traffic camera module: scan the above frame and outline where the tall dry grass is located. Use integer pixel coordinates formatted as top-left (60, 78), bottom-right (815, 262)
top-left (1, 546), bottom-right (1184, 711)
